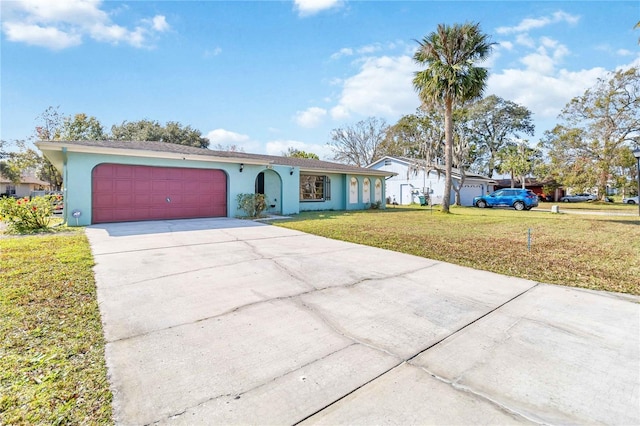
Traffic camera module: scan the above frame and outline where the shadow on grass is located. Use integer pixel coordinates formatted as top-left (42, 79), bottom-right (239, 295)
top-left (601, 219), bottom-right (640, 226)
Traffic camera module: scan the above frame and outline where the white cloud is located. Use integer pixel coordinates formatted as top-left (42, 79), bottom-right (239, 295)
top-left (487, 67), bottom-right (608, 120)
top-left (330, 55), bottom-right (418, 121)
top-left (1, 0), bottom-right (170, 49)
top-left (294, 0), bottom-right (342, 17)
top-left (9, 0), bottom-right (107, 25)
top-left (496, 10), bottom-right (580, 34)
top-left (151, 15), bottom-right (170, 32)
top-left (294, 107), bottom-right (327, 128)
top-left (357, 43), bottom-right (383, 54)
top-left (207, 128), bottom-right (250, 144)
top-left (617, 49), bottom-right (634, 57)
top-left (520, 52), bottom-right (556, 74)
top-left (499, 41), bottom-right (514, 51)
top-left (331, 41), bottom-right (406, 61)
top-left (330, 47), bottom-right (353, 60)
top-left (204, 46), bottom-right (223, 57)
top-left (2, 22), bottom-right (81, 50)
top-left (518, 39), bottom-right (570, 74)
top-left (265, 139), bottom-right (333, 160)
top-left (330, 105), bottom-right (351, 121)
top-left (207, 128), bottom-right (264, 153)
top-left (487, 28), bottom-right (608, 125)
top-left (515, 33), bottom-right (536, 48)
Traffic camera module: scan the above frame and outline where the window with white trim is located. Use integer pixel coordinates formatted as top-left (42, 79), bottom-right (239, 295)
top-left (362, 178), bottom-right (370, 204)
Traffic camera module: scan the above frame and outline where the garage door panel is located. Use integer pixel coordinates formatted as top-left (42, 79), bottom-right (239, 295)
top-left (115, 167), bottom-right (133, 178)
top-left (183, 181), bottom-right (200, 192)
top-left (93, 193), bottom-right (113, 207)
top-left (134, 194), bottom-right (151, 204)
top-left (92, 164), bottom-right (227, 224)
top-left (134, 180), bottom-right (152, 191)
top-left (135, 167), bottom-right (152, 179)
top-left (152, 181), bottom-right (168, 192)
top-left (114, 193), bottom-right (133, 205)
top-left (169, 181), bottom-right (183, 192)
top-left (183, 194), bottom-right (200, 204)
top-left (114, 180), bottom-right (133, 191)
top-left (94, 179), bottom-right (114, 192)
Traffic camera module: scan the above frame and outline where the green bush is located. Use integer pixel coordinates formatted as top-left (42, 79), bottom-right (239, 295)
top-left (0, 196), bottom-right (55, 233)
top-left (236, 193), bottom-right (268, 218)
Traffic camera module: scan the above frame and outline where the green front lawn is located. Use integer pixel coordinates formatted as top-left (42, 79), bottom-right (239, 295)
top-left (275, 205), bottom-right (640, 295)
top-left (0, 232), bottom-right (112, 425)
top-left (538, 201), bottom-right (639, 212)
top-left (1, 204), bottom-right (637, 423)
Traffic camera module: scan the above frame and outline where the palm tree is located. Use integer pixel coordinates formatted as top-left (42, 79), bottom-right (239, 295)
top-left (413, 22), bottom-right (493, 213)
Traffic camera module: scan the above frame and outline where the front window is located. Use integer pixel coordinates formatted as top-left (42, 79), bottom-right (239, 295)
top-left (300, 175), bottom-right (331, 201)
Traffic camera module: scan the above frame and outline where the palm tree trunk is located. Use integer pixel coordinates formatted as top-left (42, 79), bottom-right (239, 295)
top-left (442, 97), bottom-right (453, 213)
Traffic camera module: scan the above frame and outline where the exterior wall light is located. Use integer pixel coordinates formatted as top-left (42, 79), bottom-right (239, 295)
top-left (290, 167), bottom-right (294, 175)
top-left (239, 163), bottom-right (244, 172)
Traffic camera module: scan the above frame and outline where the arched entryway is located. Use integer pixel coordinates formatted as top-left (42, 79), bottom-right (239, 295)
top-left (255, 169), bottom-right (282, 214)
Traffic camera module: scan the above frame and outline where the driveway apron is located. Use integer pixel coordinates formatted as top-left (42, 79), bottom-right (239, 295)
top-left (85, 218), bottom-right (640, 425)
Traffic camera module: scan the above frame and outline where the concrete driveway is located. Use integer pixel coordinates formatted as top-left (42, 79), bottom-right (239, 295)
top-left (86, 218), bottom-right (639, 425)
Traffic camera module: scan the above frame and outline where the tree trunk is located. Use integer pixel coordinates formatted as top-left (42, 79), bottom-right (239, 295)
top-left (486, 146), bottom-right (499, 179)
top-left (598, 167), bottom-right (609, 201)
top-left (442, 97), bottom-right (453, 213)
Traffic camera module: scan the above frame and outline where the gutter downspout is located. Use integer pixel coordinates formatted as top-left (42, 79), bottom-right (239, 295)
top-left (62, 147), bottom-right (68, 225)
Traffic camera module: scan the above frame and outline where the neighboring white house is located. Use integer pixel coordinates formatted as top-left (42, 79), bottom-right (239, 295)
top-left (367, 156), bottom-right (496, 206)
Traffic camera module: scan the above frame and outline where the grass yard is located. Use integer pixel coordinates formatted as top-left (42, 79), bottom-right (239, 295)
top-left (0, 232), bottom-right (112, 424)
top-left (538, 201), bottom-right (639, 212)
top-left (275, 205), bottom-right (640, 295)
top-left (0, 203), bottom-right (637, 423)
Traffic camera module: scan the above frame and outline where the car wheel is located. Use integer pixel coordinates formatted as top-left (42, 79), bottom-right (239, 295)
top-left (628, 200), bottom-right (636, 204)
top-left (514, 201), bottom-right (525, 211)
top-left (563, 198), bottom-right (570, 202)
top-left (476, 200), bottom-right (487, 208)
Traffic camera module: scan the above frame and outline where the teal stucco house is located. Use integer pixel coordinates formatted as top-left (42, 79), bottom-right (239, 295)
top-left (37, 140), bottom-right (394, 226)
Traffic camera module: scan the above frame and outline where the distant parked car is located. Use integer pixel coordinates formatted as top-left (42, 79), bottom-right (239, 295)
top-left (473, 189), bottom-right (539, 211)
top-left (622, 195), bottom-right (639, 204)
top-left (560, 193), bottom-right (596, 202)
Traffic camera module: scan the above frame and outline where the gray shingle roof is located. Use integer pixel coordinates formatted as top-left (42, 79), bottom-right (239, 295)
top-left (43, 140), bottom-right (393, 176)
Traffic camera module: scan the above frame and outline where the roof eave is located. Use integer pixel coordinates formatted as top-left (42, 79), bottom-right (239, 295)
top-left (36, 141), bottom-right (396, 177)
top-left (300, 166), bottom-right (395, 176)
top-left (36, 141), bottom-right (271, 167)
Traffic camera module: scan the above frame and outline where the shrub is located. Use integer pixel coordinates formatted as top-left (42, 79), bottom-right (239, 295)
top-left (236, 193), bottom-right (268, 218)
top-left (0, 196), bottom-right (55, 233)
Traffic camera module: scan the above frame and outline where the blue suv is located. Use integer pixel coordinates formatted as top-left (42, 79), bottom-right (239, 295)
top-left (473, 189), bottom-right (539, 211)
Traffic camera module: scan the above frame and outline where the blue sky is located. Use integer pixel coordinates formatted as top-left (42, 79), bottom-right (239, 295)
top-left (1, 0), bottom-right (639, 160)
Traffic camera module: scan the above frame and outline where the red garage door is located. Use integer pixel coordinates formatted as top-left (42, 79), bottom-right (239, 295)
top-left (92, 164), bottom-right (227, 224)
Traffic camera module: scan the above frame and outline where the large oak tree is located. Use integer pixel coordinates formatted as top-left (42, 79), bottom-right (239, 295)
top-left (542, 67), bottom-right (640, 199)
